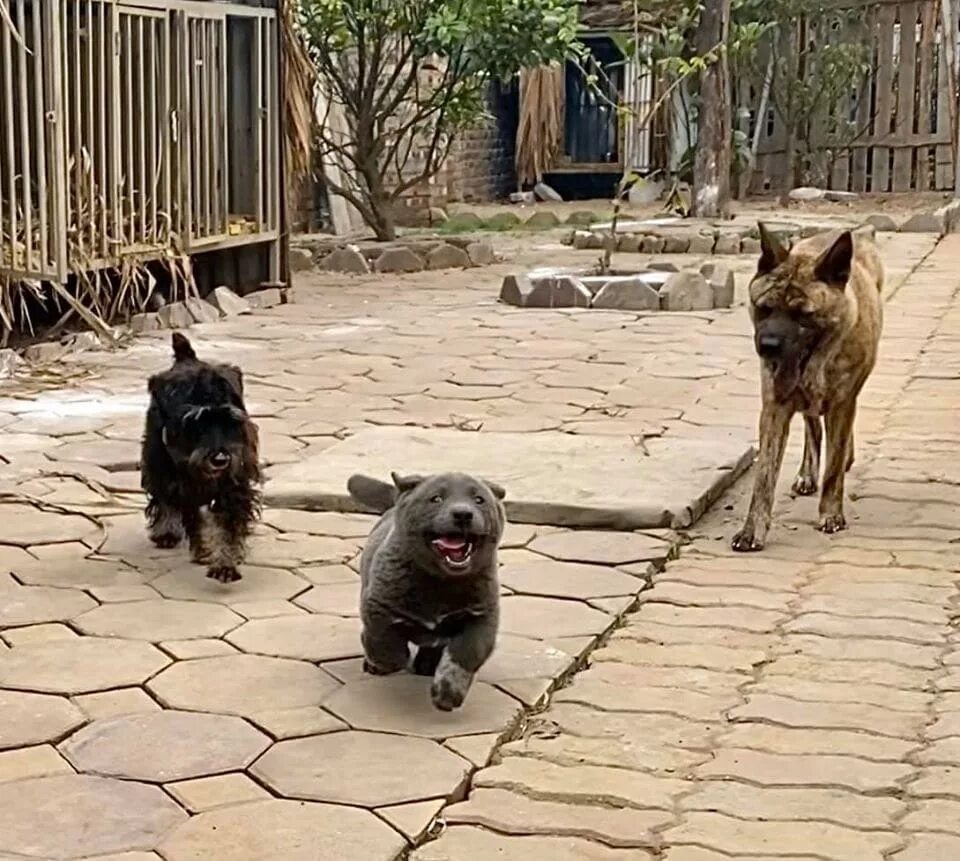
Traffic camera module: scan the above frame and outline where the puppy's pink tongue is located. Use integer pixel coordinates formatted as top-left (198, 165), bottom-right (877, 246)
top-left (434, 537), bottom-right (467, 551)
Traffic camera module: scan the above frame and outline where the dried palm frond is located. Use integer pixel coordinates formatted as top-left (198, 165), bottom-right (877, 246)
top-left (280, 0), bottom-right (316, 203)
top-left (0, 0), bottom-right (29, 52)
top-left (515, 64), bottom-right (564, 186)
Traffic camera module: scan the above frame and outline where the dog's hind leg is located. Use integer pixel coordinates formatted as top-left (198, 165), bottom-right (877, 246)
top-left (431, 618), bottom-right (497, 712)
top-left (791, 415), bottom-right (822, 497)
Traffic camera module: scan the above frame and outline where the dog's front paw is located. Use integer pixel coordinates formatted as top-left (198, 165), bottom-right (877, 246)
top-left (207, 566), bottom-right (242, 583)
top-left (151, 532), bottom-right (182, 549)
top-left (818, 513), bottom-right (847, 534)
top-left (363, 659), bottom-right (400, 676)
top-left (791, 475), bottom-right (818, 496)
top-left (731, 526), bottom-right (764, 552)
top-left (413, 646), bottom-right (443, 677)
top-left (431, 676), bottom-right (466, 712)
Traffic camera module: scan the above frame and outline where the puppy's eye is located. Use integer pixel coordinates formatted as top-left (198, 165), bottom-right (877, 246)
top-left (474, 495), bottom-right (485, 505)
top-left (430, 494), bottom-right (443, 504)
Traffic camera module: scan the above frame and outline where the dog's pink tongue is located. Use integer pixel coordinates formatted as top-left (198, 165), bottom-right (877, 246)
top-left (435, 537), bottom-right (467, 551)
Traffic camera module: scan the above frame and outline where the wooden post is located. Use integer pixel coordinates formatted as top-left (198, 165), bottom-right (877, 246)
top-left (692, 0), bottom-right (732, 218)
top-left (942, 0), bottom-right (960, 195)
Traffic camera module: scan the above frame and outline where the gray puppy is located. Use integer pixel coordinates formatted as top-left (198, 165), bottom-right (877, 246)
top-left (347, 471), bottom-right (506, 712)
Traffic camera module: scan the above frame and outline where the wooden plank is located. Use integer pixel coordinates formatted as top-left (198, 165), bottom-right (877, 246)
top-left (916, 0), bottom-right (938, 140)
top-left (935, 12), bottom-right (954, 188)
top-left (893, 2), bottom-right (919, 189)
top-left (871, 4), bottom-right (897, 191)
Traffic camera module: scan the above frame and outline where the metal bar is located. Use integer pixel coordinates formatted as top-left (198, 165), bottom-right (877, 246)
top-left (32, 0), bottom-right (50, 273)
top-left (46, 0), bottom-right (69, 282)
top-left (16, 0), bottom-right (33, 271)
top-left (181, 12), bottom-right (193, 245)
top-left (204, 18), bottom-right (213, 236)
top-left (2, 6), bottom-right (17, 270)
top-left (98, 0), bottom-right (108, 257)
top-left (160, 15), bottom-right (170, 245)
top-left (220, 16), bottom-right (228, 235)
top-left (253, 17), bottom-right (263, 230)
top-left (70, 0), bottom-right (79, 247)
top-left (148, 17), bottom-right (158, 245)
top-left (266, 16), bottom-right (277, 232)
top-left (137, 15), bottom-right (146, 244)
top-left (195, 18), bottom-right (208, 238)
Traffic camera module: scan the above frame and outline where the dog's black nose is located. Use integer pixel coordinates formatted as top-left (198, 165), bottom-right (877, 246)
top-left (209, 450), bottom-right (231, 469)
top-left (450, 505), bottom-right (474, 527)
top-left (757, 334), bottom-right (783, 358)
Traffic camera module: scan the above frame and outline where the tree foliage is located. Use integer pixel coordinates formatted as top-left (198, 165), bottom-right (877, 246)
top-left (297, 0), bottom-right (580, 239)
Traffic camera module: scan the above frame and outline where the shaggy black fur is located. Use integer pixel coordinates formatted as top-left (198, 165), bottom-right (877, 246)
top-left (141, 333), bottom-right (261, 583)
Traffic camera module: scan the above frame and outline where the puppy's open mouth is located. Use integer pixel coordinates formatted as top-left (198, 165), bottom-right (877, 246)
top-left (431, 535), bottom-right (474, 570)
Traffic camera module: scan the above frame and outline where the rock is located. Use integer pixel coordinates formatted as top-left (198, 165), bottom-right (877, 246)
top-left (701, 263), bottom-right (735, 309)
top-left (662, 234), bottom-right (691, 254)
top-left (526, 277), bottom-right (592, 309)
top-left (444, 212), bottom-right (485, 231)
top-left (246, 288), bottom-right (283, 309)
top-left (208, 286), bottom-right (251, 316)
top-left (824, 190), bottom-right (859, 202)
top-left (853, 223), bottom-right (877, 241)
top-left (628, 177), bottom-right (664, 205)
top-left (641, 236), bottom-right (666, 254)
top-left (937, 200), bottom-right (960, 233)
top-left (616, 235), bottom-right (643, 253)
top-left (648, 261), bottom-right (679, 273)
top-left (592, 278), bottom-right (661, 311)
top-left (510, 191), bottom-right (535, 204)
top-left (392, 205), bottom-right (446, 228)
top-left (158, 302), bottom-right (194, 329)
top-left (373, 247), bottom-right (424, 273)
top-left (900, 211), bottom-right (945, 233)
top-left (499, 275), bottom-right (534, 307)
top-left (687, 234), bottom-right (716, 254)
top-left (864, 214), bottom-right (899, 232)
top-left (485, 212), bottom-right (522, 230)
top-left (572, 231), bottom-right (598, 250)
top-left (426, 244), bottom-right (471, 270)
top-left (0, 348), bottom-right (20, 378)
top-left (566, 211), bottom-right (599, 226)
top-left (67, 331), bottom-right (102, 352)
top-left (146, 289), bottom-right (166, 311)
top-left (534, 182), bottom-right (563, 203)
top-left (129, 312), bottom-right (161, 333)
top-left (321, 246), bottom-right (371, 274)
top-left (185, 298), bottom-right (221, 324)
top-left (741, 237), bottom-right (762, 254)
top-left (659, 271), bottom-right (714, 312)
top-left (288, 248), bottom-right (315, 272)
top-left (788, 186), bottom-right (826, 201)
top-left (466, 242), bottom-right (496, 266)
top-left (714, 233), bottom-right (741, 255)
top-left (427, 207), bottom-right (448, 226)
top-left (523, 211), bottom-right (562, 229)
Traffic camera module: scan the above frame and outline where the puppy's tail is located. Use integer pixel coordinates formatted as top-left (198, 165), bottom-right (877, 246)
top-left (347, 474), bottom-right (396, 513)
top-left (171, 332), bottom-right (197, 363)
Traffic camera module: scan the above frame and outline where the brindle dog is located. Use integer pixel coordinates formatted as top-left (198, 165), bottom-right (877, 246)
top-left (732, 223), bottom-right (883, 552)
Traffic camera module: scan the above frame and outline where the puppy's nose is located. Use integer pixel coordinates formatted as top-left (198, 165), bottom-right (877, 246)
top-left (209, 450), bottom-right (231, 469)
top-left (450, 505), bottom-right (474, 527)
top-left (757, 334), bottom-right (783, 358)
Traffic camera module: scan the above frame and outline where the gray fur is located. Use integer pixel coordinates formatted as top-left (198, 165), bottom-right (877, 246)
top-left (349, 471), bottom-right (506, 711)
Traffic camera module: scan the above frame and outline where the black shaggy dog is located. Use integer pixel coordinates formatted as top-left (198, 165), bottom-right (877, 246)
top-left (141, 333), bottom-right (261, 583)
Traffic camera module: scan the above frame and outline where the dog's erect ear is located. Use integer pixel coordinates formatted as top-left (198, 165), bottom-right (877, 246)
top-left (814, 230), bottom-right (854, 288)
top-left (171, 333), bottom-right (197, 362)
top-left (757, 222), bottom-right (789, 275)
top-left (483, 479), bottom-right (507, 501)
top-left (221, 365), bottom-right (245, 401)
top-left (348, 474), bottom-right (397, 513)
top-left (391, 472), bottom-right (425, 495)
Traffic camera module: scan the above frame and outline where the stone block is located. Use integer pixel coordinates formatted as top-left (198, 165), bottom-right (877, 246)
top-left (246, 288), bottom-right (283, 309)
top-left (523, 211), bottom-right (562, 229)
top-left (184, 298), bottom-right (220, 324)
top-left (288, 248), bottom-right (315, 272)
top-left (741, 237), bottom-right (762, 254)
top-left (0, 348), bottom-right (20, 377)
top-left (534, 182), bottom-right (563, 202)
top-left (824, 189), bottom-right (859, 202)
top-left (864, 214), bottom-right (899, 232)
top-left (373, 247), bottom-right (424, 273)
top-left (526, 277), bottom-right (592, 309)
top-left (641, 236), bottom-right (666, 254)
top-left (566, 211), bottom-right (599, 226)
top-left (466, 242), bottom-right (496, 265)
top-left (157, 302), bottom-right (193, 329)
top-left (701, 262), bottom-right (735, 309)
top-left (687, 234), bottom-right (716, 254)
top-left (208, 287), bottom-right (251, 316)
top-left (67, 331), bottom-right (102, 352)
top-left (321, 247), bottom-right (370, 274)
top-left (426, 244), bottom-right (471, 270)
top-left (509, 191), bottom-right (535, 204)
top-left (129, 313), bottom-right (161, 333)
top-left (648, 261), bottom-right (679, 272)
top-left (659, 271), bottom-right (714, 312)
top-left (578, 277), bottom-right (609, 296)
top-left (900, 211), bottom-right (945, 233)
top-left (788, 186), bottom-right (826, 201)
top-left (499, 274), bottom-right (534, 307)
top-left (662, 234), bottom-right (691, 254)
top-left (572, 231), bottom-right (601, 250)
top-left (936, 200), bottom-right (960, 233)
top-left (714, 233), bottom-right (741, 255)
top-left (485, 211), bottom-right (522, 230)
top-left (616, 234), bottom-right (643, 253)
top-left (445, 211), bottom-right (485, 231)
top-left (853, 223), bottom-right (877, 241)
top-left (592, 278), bottom-right (661, 311)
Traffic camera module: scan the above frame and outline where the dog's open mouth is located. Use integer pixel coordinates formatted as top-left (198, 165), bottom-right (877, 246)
top-left (431, 535), bottom-right (474, 570)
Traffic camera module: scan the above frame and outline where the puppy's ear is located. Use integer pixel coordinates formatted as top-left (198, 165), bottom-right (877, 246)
top-left (348, 474), bottom-right (396, 513)
top-left (757, 222), bottom-right (789, 275)
top-left (814, 230), bottom-right (854, 288)
top-left (483, 479), bottom-right (506, 500)
top-left (221, 365), bottom-right (245, 400)
top-left (391, 472), bottom-right (425, 495)
top-left (171, 332), bottom-right (197, 362)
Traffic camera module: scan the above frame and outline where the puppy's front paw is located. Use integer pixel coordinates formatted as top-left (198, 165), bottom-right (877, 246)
top-left (431, 675), bottom-right (466, 712)
top-left (731, 525), bottom-right (764, 552)
top-left (207, 565), bottom-right (242, 583)
top-left (363, 659), bottom-right (400, 676)
top-left (413, 645), bottom-right (443, 677)
top-left (791, 475), bottom-right (818, 496)
top-left (818, 513), bottom-right (847, 534)
top-left (151, 532), bottom-right (181, 549)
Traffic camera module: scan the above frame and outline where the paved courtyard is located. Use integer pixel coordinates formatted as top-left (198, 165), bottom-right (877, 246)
top-left (0, 228), bottom-right (957, 859)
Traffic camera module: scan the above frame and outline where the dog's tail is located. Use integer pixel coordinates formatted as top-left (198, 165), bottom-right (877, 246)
top-left (347, 474), bottom-right (396, 514)
top-left (171, 332), bottom-right (197, 363)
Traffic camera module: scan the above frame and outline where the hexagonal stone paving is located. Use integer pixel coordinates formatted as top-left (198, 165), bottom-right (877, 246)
top-left (0, 504), bottom-right (102, 547)
top-left (11, 557), bottom-right (147, 589)
top-left (226, 614), bottom-right (363, 662)
top-left (61, 710), bottom-right (270, 782)
top-left (0, 690), bottom-right (85, 750)
top-left (147, 654), bottom-right (341, 719)
top-left (160, 798), bottom-right (405, 861)
top-left (0, 775), bottom-right (186, 858)
top-left (499, 595), bottom-right (613, 639)
top-left (294, 581), bottom-right (361, 616)
top-left (326, 676), bottom-right (522, 739)
top-left (528, 530), bottom-right (672, 566)
top-left (499, 556), bottom-right (645, 600)
top-left (478, 635), bottom-right (575, 683)
top-left (251, 730), bottom-right (471, 806)
top-left (0, 584), bottom-right (96, 627)
top-left (74, 599), bottom-right (243, 641)
top-left (0, 637), bottom-right (170, 694)
top-left (151, 565), bottom-right (309, 605)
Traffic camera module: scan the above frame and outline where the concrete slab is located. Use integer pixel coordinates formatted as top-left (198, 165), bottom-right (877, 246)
top-left (266, 427), bottom-right (755, 529)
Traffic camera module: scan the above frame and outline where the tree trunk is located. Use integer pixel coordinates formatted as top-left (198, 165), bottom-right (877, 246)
top-left (691, 0), bottom-right (732, 219)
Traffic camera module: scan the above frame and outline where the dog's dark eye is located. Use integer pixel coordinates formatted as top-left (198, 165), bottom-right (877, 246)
top-left (474, 495), bottom-right (485, 505)
top-left (755, 305), bottom-right (772, 319)
top-left (430, 494), bottom-right (443, 504)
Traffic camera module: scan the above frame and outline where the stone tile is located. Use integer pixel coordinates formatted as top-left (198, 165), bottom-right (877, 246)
top-left (663, 812), bottom-right (897, 860)
top-left (226, 614), bottom-right (363, 661)
top-left (73, 688), bottom-right (161, 721)
top-left (0, 744), bottom-right (73, 782)
top-left (593, 641), bottom-right (768, 672)
top-left (151, 565), bottom-right (309, 604)
top-left (917, 738), bottom-right (960, 765)
top-left (764, 655), bottom-right (925, 689)
top-left (1, 622), bottom-right (79, 647)
top-left (325, 676), bottom-right (522, 739)
top-left (0, 583), bottom-right (96, 627)
top-left (60, 710), bottom-right (269, 782)
top-left (478, 635), bottom-right (575, 683)
top-left (0, 775), bottom-right (186, 858)
top-left (0, 504), bottom-right (101, 546)
top-left (750, 676), bottom-right (932, 712)
top-left (730, 694), bottom-right (926, 737)
top-left (12, 557), bottom-right (147, 589)
top-left (499, 557), bottom-right (644, 600)
top-left (252, 730), bottom-right (471, 807)
top-left (648, 581), bottom-right (793, 611)
top-left (74, 600), bottom-right (243, 641)
top-left (619, 621), bottom-right (777, 651)
top-left (499, 595), bottom-right (612, 639)
top-left (444, 733), bottom-right (502, 768)
top-left (662, 850), bottom-right (806, 861)
top-left (783, 634), bottom-right (941, 669)
top-left (892, 834), bottom-right (960, 860)
top-left (909, 766), bottom-right (960, 799)
top-left (90, 584), bottom-right (162, 603)
top-left (445, 787), bottom-right (668, 847)
top-left (299, 563), bottom-right (359, 585)
top-left (160, 798), bottom-right (405, 860)
top-left (165, 773), bottom-right (270, 813)
top-left (783, 613), bottom-right (948, 645)
top-left (529, 531), bottom-right (673, 566)
top-left (0, 637), bottom-right (169, 694)
top-left (232, 599), bottom-right (308, 619)
top-left (696, 748), bottom-right (912, 792)
top-left (248, 706), bottom-right (347, 740)
top-left (929, 712), bottom-right (960, 739)
top-left (147, 654), bottom-right (341, 719)
top-left (160, 638), bottom-right (238, 660)
top-left (901, 799), bottom-right (960, 833)
top-left (634, 603), bottom-right (786, 633)
top-left (245, 533), bottom-right (359, 568)
top-left (718, 724), bottom-right (916, 761)
top-left (263, 509), bottom-right (376, 537)
top-left (412, 826), bottom-right (654, 860)
top-left (294, 581), bottom-right (361, 616)
top-left (376, 798), bottom-right (445, 843)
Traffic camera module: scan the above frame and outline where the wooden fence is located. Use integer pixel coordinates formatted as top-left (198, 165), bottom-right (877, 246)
top-left (742, 0), bottom-right (956, 193)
